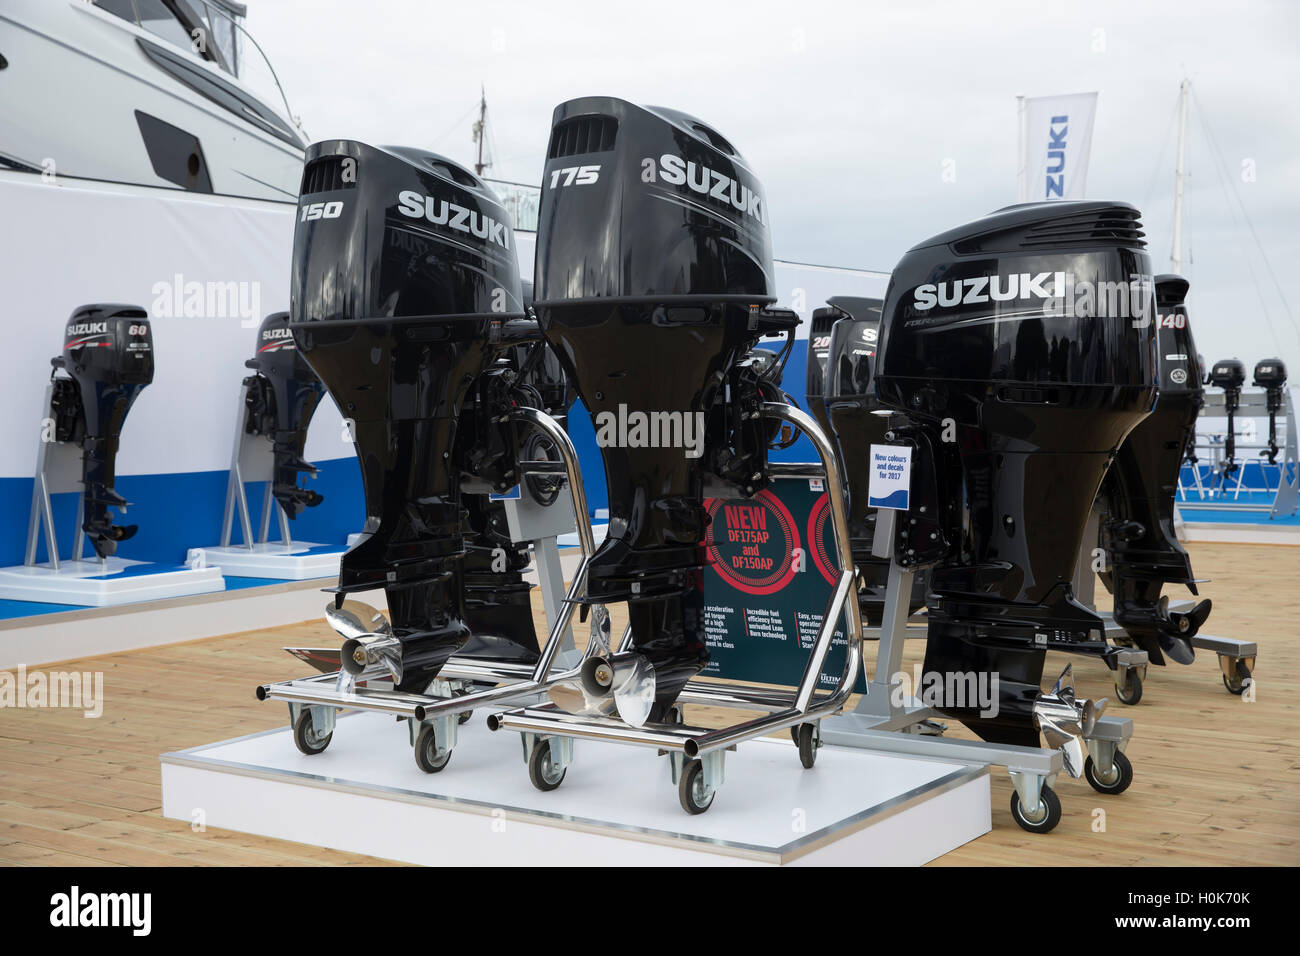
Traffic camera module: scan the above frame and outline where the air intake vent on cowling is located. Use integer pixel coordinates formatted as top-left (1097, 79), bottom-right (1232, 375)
top-left (300, 156), bottom-right (356, 195)
top-left (955, 206), bottom-right (1147, 255)
top-left (548, 115), bottom-right (618, 159)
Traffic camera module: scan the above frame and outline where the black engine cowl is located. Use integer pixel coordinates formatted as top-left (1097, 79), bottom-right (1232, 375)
top-left (50, 304), bottom-right (155, 559)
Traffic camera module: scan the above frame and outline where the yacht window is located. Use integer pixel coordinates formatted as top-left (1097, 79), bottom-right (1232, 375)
top-left (133, 0), bottom-right (200, 51)
top-left (92, 0), bottom-right (140, 22)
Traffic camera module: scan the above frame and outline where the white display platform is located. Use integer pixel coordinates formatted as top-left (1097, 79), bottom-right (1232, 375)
top-left (186, 543), bottom-right (344, 580)
top-left (161, 711), bottom-right (990, 866)
top-left (0, 558), bottom-right (224, 607)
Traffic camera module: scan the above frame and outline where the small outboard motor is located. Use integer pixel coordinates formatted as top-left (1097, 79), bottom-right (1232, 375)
top-left (819, 301), bottom-right (927, 624)
top-left (1096, 274), bottom-right (1211, 666)
top-left (1253, 357), bottom-right (1288, 463)
top-left (290, 140), bottom-right (538, 692)
top-left (874, 201), bottom-right (1157, 754)
top-left (534, 97), bottom-right (798, 724)
top-left (49, 304), bottom-right (155, 558)
top-left (1209, 358), bottom-right (1246, 477)
top-left (805, 304), bottom-right (844, 440)
top-left (242, 312), bottom-right (326, 519)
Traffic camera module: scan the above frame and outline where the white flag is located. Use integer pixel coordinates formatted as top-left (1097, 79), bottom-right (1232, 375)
top-left (1018, 92), bottom-right (1098, 202)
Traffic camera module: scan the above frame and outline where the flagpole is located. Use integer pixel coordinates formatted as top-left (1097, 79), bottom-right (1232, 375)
top-left (1171, 79), bottom-right (1190, 273)
top-left (1016, 94), bottom-right (1027, 202)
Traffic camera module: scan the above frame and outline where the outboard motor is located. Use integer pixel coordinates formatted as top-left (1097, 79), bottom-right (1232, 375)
top-left (242, 312), bottom-right (326, 519)
top-left (534, 97), bottom-right (798, 724)
top-left (874, 201), bottom-right (1157, 753)
top-left (290, 140), bottom-right (536, 692)
top-left (820, 302), bottom-right (927, 625)
top-left (49, 304), bottom-right (155, 558)
top-left (1096, 274), bottom-right (1211, 666)
top-left (1253, 357), bottom-right (1287, 463)
top-left (1209, 358), bottom-right (1246, 478)
top-left (805, 304), bottom-right (844, 440)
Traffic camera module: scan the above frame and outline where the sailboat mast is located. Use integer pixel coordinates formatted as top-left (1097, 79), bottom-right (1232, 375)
top-left (1171, 78), bottom-right (1190, 273)
top-left (474, 88), bottom-right (489, 177)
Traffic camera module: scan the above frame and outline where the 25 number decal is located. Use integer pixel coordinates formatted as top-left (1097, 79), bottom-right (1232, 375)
top-left (300, 201), bottom-right (344, 222)
top-left (549, 165), bottom-right (600, 188)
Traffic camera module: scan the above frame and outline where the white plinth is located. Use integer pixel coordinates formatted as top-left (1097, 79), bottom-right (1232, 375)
top-left (161, 711), bottom-right (990, 866)
top-left (186, 543), bottom-right (343, 580)
top-left (0, 559), bottom-right (225, 607)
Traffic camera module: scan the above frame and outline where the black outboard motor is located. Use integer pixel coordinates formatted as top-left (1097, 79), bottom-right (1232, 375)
top-left (805, 304), bottom-right (844, 440)
top-left (1209, 358), bottom-right (1246, 478)
top-left (819, 302), bottom-right (928, 625)
top-left (874, 201), bottom-right (1157, 751)
top-left (49, 304), bottom-right (155, 558)
top-left (290, 140), bottom-right (535, 692)
top-left (1096, 274), bottom-right (1211, 666)
top-left (242, 312), bottom-right (326, 519)
top-left (1253, 357), bottom-right (1287, 463)
top-left (534, 97), bottom-right (798, 723)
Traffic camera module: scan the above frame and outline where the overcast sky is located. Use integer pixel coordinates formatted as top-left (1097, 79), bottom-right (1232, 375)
top-left (248, 0), bottom-right (1300, 370)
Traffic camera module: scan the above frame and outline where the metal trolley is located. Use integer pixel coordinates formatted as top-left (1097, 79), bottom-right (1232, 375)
top-left (486, 402), bottom-right (865, 814)
top-left (255, 406), bottom-right (621, 773)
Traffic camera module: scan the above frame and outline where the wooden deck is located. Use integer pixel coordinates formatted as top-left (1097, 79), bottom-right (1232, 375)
top-left (1, 540), bottom-right (1296, 866)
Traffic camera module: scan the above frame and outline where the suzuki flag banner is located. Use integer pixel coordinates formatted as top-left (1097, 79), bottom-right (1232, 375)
top-left (1018, 92), bottom-right (1099, 202)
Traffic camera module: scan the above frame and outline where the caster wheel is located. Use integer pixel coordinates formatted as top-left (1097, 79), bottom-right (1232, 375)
top-left (414, 723), bottom-right (452, 773)
top-left (1116, 669), bottom-right (1143, 705)
top-left (796, 723), bottom-right (818, 769)
top-left (528, 738), bottom-right (566, 792)
top-left (1084, 750), bottom-right (1133, 795)
top-left (1009, 785), bottom-right (1062, 834)
top-left (458, 710), bottom-right (473, 725)
top-left (789, 726), bottom-right (800, 745)
top-left (1223, 661), bottom-right (1251, 695)
top-left (678, 759), bottom-right (716, 815)
top-left (292, 709), bottom-right (332, 756)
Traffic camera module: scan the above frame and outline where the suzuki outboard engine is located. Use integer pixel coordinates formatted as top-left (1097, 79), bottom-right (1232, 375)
top-left (874, 201), bottom-right (1158, 754)
top-left (534, 97), bottom-right (798, 724)
top-left (1253, 357), bottom-right (1288, 463)
top-left (290, 140), bottom-right (536, 692)
top-left (819, 301), bottom-right (927, 625)
top-left (242, 312), bottom-right (326, 519)
top-left (49, 304), bottom-right (155, 558)
top-left (1096, 274), bottom-right (1211, 665)
top-left (1209, 358), bottom-right (1246, 479)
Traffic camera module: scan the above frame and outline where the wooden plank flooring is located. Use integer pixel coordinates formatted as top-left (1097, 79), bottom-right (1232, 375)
top-left (0, 541), bottom-right (1296, 866)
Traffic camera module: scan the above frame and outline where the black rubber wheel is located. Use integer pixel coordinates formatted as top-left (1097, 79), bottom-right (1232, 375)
top-left (1084, 750), bottom-right (1134, 795)
top-left (1009, 785), bottom-right (1062, 834)
top-left (1116, 669), bottom-right (1143, 705)
top-left (458, 710), bottom-right (473, 725)
top-left (796, 723), bottom-right (818, 769)
top-left (678, 759), bottom-right (716, 815)
top-left (292, 709), bottom-right (332, 756)
top-left (414, 723), bottom-right (452, 773)
top-left (789, 726), bottom-right (800, 745)
top-left (527, 738), bottom-right (566, 792)
top-left (1223, 660), bottom-right (1251, 695)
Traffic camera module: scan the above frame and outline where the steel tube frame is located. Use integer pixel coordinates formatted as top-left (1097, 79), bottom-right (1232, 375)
top-left (490, 402), bottom-right (864, 759)
top-left (258, 405), bottom-right (609, 719)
